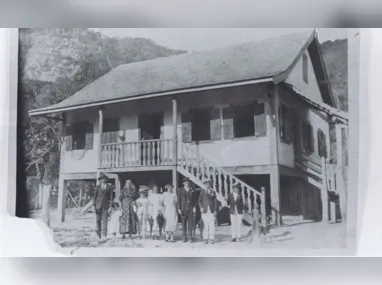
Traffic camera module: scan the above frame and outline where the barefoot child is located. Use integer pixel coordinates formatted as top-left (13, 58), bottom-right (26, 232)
top-left (108, 200), bottom-right (122, 239)
top-left (136, 185), bottom-right (149, 239)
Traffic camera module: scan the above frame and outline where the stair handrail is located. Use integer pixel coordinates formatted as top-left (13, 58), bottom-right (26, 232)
top-left (178, 142), bottom-right (263, 199)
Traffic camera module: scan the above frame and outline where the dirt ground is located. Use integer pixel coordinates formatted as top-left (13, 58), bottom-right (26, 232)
top-left (30, 209), bottom-right (346, 250)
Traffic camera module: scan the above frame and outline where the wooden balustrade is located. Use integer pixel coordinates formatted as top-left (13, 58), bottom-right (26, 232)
top-left (178, 142), bottom-right (262, 214)
top-left (100, 139), bottom-right (173, 168)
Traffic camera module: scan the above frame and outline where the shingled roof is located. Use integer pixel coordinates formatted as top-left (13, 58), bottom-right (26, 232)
top-left (29, 29), bottom-right (334, 116)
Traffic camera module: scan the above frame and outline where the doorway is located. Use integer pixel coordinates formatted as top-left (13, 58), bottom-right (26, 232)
top-left (138, 112), bottom-right (164, 165)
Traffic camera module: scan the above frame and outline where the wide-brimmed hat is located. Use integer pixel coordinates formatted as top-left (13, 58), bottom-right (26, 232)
top-left (98, 173), bottom-right (109, 181)
top-left (183, 178), bottom-right (191, 184)
top-left (232, 182), bottom-right (241, 189)
top-left (138, 185), bottom-right (149, 193)
top-left (165, 183), bottom-right (173, 188)
top-left (202, 178), bottom-right (212, 185)
top-left (112, 200), bottom-right (120, 207)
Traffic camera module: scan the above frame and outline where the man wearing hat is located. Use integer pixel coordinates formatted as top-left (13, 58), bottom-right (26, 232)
top-left (92, 173), bottom-right (114, 240)
top-left (227, 182), bottom-right (244, 242)
top-left (177, 177), bottom-right (198, 242)
top-left (198, 178), bottom-right (218, 244)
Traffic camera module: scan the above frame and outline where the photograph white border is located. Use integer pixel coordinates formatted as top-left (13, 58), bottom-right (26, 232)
top-left (1, 28), bottom-right (362, 257)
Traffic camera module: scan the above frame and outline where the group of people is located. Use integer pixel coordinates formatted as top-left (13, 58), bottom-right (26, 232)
top-left (92, 172), bottom-right (246, 244)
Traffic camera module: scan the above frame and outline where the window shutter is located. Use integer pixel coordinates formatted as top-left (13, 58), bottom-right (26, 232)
top-left (285, 111), bottom-right (293, 143)
top-left (254, 102), bottom-right (266, 136)
top-left (308, 124), bottom-right (314, 153)
top-left (317, 129), bottom-right (327, 158)
top-left (322, 132), bottom-right (327, 158)
top-left (279, 105), bottom-right (286, 141)
top-left (85, 122), bottom-right (94, 150)
top-left (317, 129), bottom-right (322, 156)
top-left (301, 121), bottom-right (308, 153)
top-left (210, 108), bottom-right (221, 140)
top-left (222, 107), bottom-right (234, 139)
top-left (181, 111), bottom-right (192, 143)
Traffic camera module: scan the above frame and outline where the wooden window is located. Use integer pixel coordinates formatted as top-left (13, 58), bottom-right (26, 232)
top-left (303, 53), bottom-right (308, 83)
top-left (210, 108), bottom-right (221, 140)
top-left (317, 128), bottom-right (327, 158)
top-left (102, 118), bottom-right (119, 144)
top-left (181, 111), bottom-right (192, 143)
top-left (301, 121), bottom-right (314, 154)
top-left (232, 103), bottom-right (255, 138)
top-left (222, 107), bottom-right (234, 139)
top-left (69, 121), bottom-right (92, 150)
top-left (191, 108), bottom-right (211, 141)
top-left (254, 102), bottom-right (266, 137)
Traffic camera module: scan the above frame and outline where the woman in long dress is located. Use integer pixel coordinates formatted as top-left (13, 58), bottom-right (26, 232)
top-left (119, 180), bottom-right (137, 239)
top-left (162, 183), bottom-right (177, 242)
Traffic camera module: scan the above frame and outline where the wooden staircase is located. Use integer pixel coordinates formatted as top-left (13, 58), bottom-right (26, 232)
top-left (178, 142), bottom-right (265, 225)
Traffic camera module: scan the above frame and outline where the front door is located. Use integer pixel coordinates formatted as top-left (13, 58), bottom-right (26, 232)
top-left (138, 112), bottom-right (164, 166)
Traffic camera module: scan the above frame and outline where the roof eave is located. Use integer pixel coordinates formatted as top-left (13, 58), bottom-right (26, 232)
top-left (28, 77), bottom-right (275, 117)
top-left (273, 29), bottom-right (316, 84)
top-left (311, 36), bottom-right (337, 108)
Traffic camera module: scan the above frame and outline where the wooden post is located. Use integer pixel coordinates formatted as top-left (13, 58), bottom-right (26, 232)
top-left (172, 99), bottom-right (178, 192)
top-left (79, 187), bottom-right (83, 207)
top-left (96, 108), bottom-right (104, 184)
top-left (330, 201), bottom-right (337, 223)
top-left (268, 85), bottom-right (282, 226)
top-left (336, 124), bottom-right (346, 223)
top-left (321, 157), bottom-right (329, 222)
top-left (270, 166), bottom-right (281, 226)
top-left (57, 175), bottom-right (66, 223)
top-left (261, 187), bottom-right (267, 228)
top-left (42, 184), bottom-right (51, 227)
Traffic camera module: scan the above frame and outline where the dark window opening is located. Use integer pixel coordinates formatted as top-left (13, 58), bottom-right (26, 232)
top-left (303, 53), bottom-right (308, 83)
top-left (72, 121), bottom-right (88, 150)
top-left (233, 104), bottom-right (255, 138)
top-left (191, 108), bottom-right (211, 141)
top-left (301, 121), bottom-right (314, 154)
top-left (102, 118), bottom-right (119, 144)
top-left (317, 128), bottom-right (327, 158)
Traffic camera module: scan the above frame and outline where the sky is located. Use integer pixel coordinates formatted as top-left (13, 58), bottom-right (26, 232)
top-left (91, 28), bottom-right (347, 52)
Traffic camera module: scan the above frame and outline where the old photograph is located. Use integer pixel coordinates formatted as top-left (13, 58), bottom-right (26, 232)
top-left (19, 28), bottom-right (350, 252)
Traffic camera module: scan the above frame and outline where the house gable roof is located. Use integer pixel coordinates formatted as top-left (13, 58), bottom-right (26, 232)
top-left (29, 29), bottom-right (335, 116)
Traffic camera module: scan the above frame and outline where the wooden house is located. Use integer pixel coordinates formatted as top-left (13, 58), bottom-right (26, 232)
top-left (29, 30), bottom-right (348, 225)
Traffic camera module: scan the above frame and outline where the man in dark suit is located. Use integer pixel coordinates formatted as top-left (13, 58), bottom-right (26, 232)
top-left (227, 182), bottom-right (244, 242)
top-left (198, 179), bottom-right (218, 244)
top-left (177, 178), bottom-right (198, 242)
top-left (92, 173), bottom-right (114, 240)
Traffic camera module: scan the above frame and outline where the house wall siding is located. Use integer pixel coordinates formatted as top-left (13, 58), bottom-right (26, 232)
top-left (286, 51), bottom-right (323, 103)
top-left (277, 86), bottom-right (330, 168)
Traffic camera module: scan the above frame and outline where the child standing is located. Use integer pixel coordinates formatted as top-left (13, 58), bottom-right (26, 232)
top-left (136, 185), bottom-right (150, 239)
top-left (108, 200), bottom-right (122, 239)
